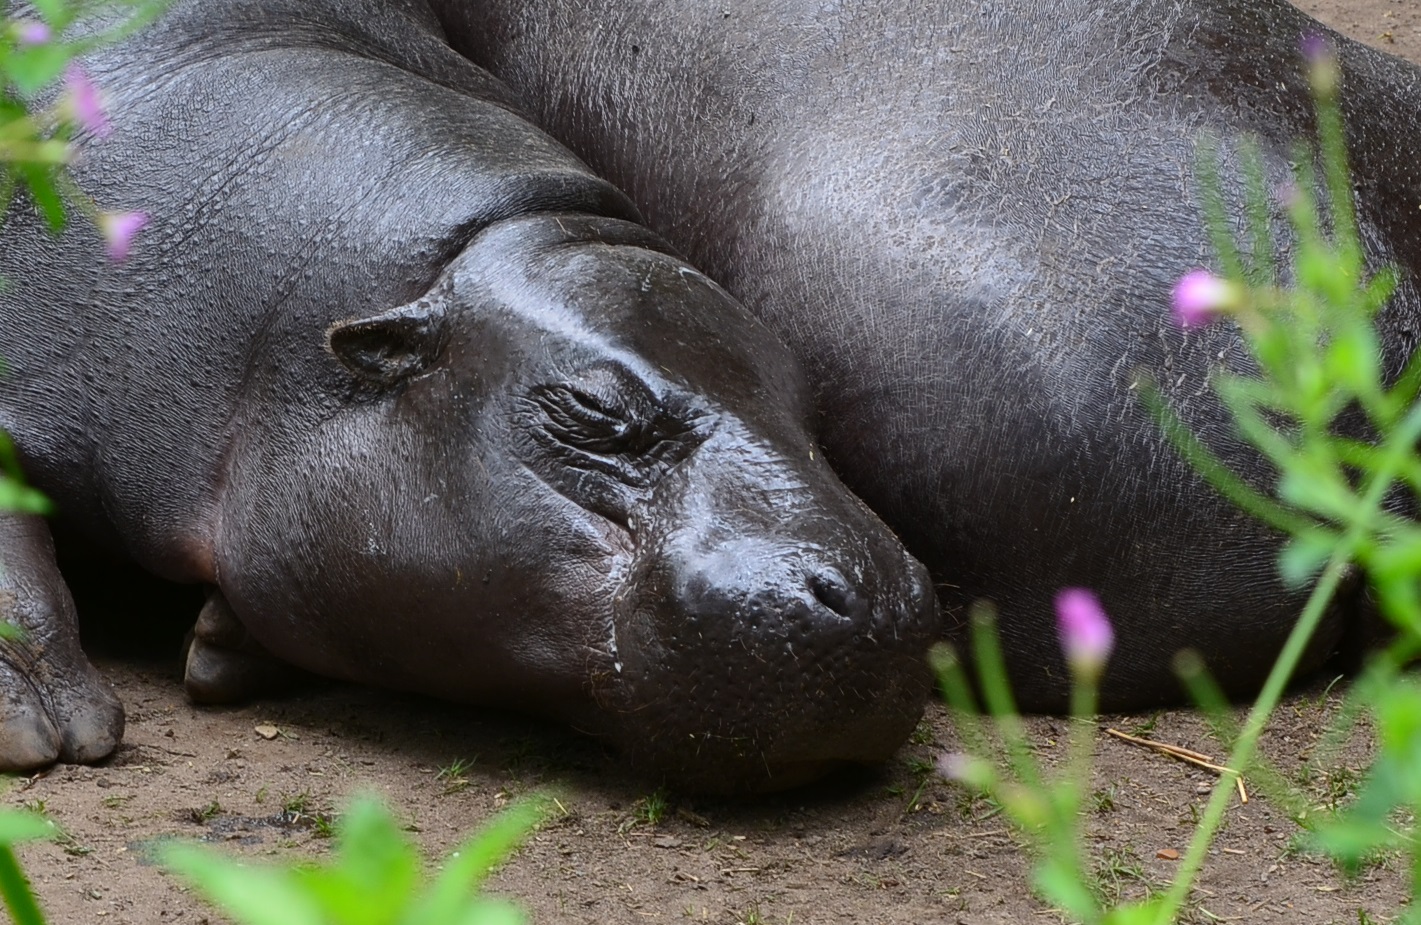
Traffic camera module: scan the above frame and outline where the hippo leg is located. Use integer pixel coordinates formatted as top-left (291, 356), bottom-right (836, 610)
top-left (184, 590), bottom-right (310, 704)
top-left (0, 514), bottom-right (123, 771)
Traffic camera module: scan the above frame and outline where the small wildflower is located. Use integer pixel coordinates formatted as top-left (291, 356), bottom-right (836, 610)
top-left (1299, 32), bottom-right (1329, 62)
top-left (1171, 269), bottom-right (1240, 329)
top-left (1300, 32), bottom-right (1339, 99)
top-left (97, 211), bottom-right (148, 261)
top-left (1275, 180), bottom-right (1301, 211)
top-left (1054, 587), bottom-right (1114, 681)
top-left (937, 752), bottom-right (970, 780)
top-left (937, 752), bottom-right (991, 788)
top-left (63, 65), bottom-right (110, 139)
top-left (14, 20), bottom-right (51, 46)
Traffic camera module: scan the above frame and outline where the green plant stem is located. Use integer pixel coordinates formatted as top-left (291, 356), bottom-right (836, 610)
top-left (1152, 399), bottom-right (1421, 923)
top-left (0, 845), bottom-right (46, 925)
top-left (1151, 554), bottom-right (1345, 922)
top-left (971, 606), bottom-right (1045, 791)
top-left (1063, 678), bottom-right (1100, 919)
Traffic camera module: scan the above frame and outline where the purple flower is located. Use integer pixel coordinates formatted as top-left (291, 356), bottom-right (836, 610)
top-left (1054, 587), bottom-right (1114, 679)
top-left (14, 20), bottom-right (51, 46)
top-left (98, 211), bottom-right (148, 261)
top-left (1171, 269), bottom-right (1239, 329)
top-left (1300, 32), bottom-right (1339, 97)
top-left (63, 65), bottom-right (110, 139)
top-left (1299, 32), bottom-right (1330, 63)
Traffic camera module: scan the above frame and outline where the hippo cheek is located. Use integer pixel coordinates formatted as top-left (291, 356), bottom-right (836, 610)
top-left (595, 483), bottom-right (940, 793)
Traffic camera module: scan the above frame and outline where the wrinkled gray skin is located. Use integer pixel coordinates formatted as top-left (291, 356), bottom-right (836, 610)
top-left (439, 0), bottom-right (1421, 709)
top-left (0, 0), bottom-right (940, 792)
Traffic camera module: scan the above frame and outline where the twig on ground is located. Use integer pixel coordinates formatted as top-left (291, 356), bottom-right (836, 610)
top-left (1106, 727), bottom-right (1248, 803)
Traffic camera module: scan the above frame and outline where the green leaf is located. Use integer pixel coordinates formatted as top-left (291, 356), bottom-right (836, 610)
top-left (1278, 529), bottom-right (1339, 588)
top-left (294, 799), bottom-right (419, 924)
top-left (1323, 323), bottom-right (1380, 397)
top-left (1277, 460), bottom-right (1361, 525)
top-left (12, 161), bottom-right (66, 231)
top-left (0, 477), bottom-right (52, 515)
top-left (1239, 142), bottom-right (1277, 288)
top-left (1032, 855), bottom-right (1097, 923)
top-left (0, 846), bottom-right (46, 925)
top-left (0, 810), bottom-right (56, 846)
top-left (1374, 678), bottom-right (1421, 754)
top-left (0, 429), bottom-right (50, 514)
top-left (1312, 680), bottom-right (1421, 874)
top-left (1193, 139), bottom-right (1247, 283)
top-left (1370, 529), bottom-right (1421, 582)
top-left (415, 798), bottom-right (547, 923)
top-left (1311, 756), bottom-right (1415, 873)
top-left (1140, 378), bottom-right (1315, 537)
top-left (159, 842), bottom-right (325, 925)
top-left (164, 795), bottom-right (540, 925)
top-left (1102, 899), bottom-right (1171, 925)
top-left (28, 0), bottom-right (69, 28)
top-left (7, 44), bottom-right (73, 97)
top-left (336, 798), bottom-right (419, 888)
top-left (1171, 649), bottom-right (1241, 744)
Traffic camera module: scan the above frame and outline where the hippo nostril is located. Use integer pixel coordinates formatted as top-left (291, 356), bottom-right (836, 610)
top-left (906, 557), bottom-right (933, 613)
top-left (808, 568), bottom-right (865, 620)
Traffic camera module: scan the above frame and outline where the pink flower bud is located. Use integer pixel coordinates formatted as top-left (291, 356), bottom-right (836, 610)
top-left (936, 752), bottom-right (990, 788)
top-left (1054, 587), bottom-right (1114, 679)
top-left (1275, 180), bottom-right (1300, 211)
top-left (15, 20), bottom-right (51, 46)
top-left (937, 752), bottom-right (971, 780)
top-left (1299, 32), bottom-right (1329, 63)
top-left (1171, 269), bottom-right (1239, 329)
top-left (1300, 33), bottom-right (1339, 98)
top-left (97, 211), bottom-right (148, 261)
top-left (64, 65), bottom-right (110, 139)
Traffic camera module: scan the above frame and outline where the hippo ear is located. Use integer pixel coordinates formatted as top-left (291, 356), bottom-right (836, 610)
top-left (327, 298), bottom-right (447, 386)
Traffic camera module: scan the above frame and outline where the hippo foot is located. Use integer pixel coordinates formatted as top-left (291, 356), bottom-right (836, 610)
top-left (184, 591), bottom-right (311, 703)
top-left (0, 657), bottom-right (122, 771)
top-left (0, 515), bottom-right (124, 772)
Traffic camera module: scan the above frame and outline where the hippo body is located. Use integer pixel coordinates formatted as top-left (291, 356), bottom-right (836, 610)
top-left (0, 0), bottom-right (939, 791)
top-left (437, 0), bottom-right (1421, 708)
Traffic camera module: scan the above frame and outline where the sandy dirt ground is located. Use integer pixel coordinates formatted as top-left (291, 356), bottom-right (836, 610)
top-left (7, 3), bottom-right (1421, 924)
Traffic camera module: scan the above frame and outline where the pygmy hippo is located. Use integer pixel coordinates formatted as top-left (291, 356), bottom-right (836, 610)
top-left (0, 0), bottom-right (940, 792)
top-left (439, 0), bottom-right (1421, 708)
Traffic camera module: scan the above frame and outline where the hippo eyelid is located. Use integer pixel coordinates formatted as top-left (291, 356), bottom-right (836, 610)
top-left (525, 372), bottom-right (704, 470)
top-left (533, 383), bottom-right (658, 457)
top-left (536, 383), bottom-right (627, 429)
top-left (546, 384), bottom-right (626, 430)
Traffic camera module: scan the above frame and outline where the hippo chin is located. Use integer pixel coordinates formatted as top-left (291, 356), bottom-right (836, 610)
top-left (0, 0), bottom-right (937, 792)
top-left (439, 0), bottom-right (1421, 709)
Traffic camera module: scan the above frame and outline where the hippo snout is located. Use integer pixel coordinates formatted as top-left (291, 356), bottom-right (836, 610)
top-left (676, 541), bottom-right (928, 653)
top-left (605, 500), bottom-right (941, 792)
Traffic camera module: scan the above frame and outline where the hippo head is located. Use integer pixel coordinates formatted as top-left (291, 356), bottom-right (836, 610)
top-left (215, 213), bottom-right (938, 792)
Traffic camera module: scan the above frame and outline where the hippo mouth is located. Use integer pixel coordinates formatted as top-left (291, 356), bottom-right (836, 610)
top-left (607, 646), bottom-right (936, 793)
top-left (586, 541), bottom-right (940, 794)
